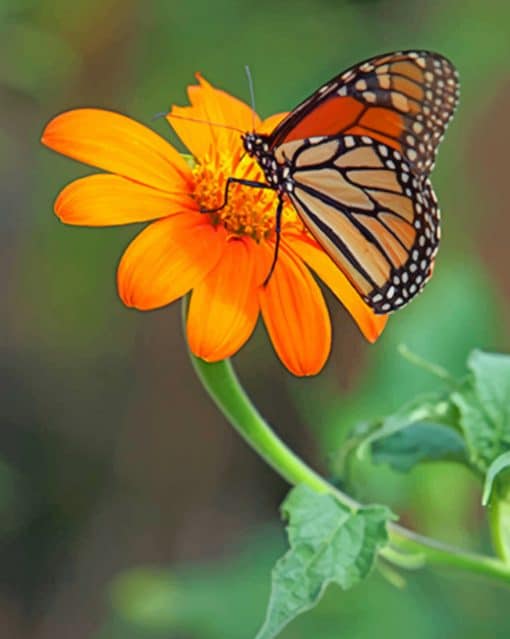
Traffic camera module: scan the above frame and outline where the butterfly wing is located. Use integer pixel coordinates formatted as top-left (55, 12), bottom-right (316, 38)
top-left (269, 50), bottom-right (459, 176)
top-left (283, 135), bottom-right (439, 313)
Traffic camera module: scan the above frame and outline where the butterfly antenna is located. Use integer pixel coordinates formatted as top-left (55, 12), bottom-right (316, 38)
top-left (166, 112), bottom-right (244, 133)
top-left (245, 64), bottom-right (257, 132)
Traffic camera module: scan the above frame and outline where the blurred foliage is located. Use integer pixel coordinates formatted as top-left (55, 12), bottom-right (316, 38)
top-left (3, 0), bottom-right (510, 638)
top-left (107, 526), bottom-right (510, 639)
top-left (108, 529), bottom-right (282, 639)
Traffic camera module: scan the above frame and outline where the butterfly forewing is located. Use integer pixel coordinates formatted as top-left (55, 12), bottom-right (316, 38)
top-left (285, 135), bottom-right (439, 312)
top-left (269, 50), bottom-right (459, 176)
top-left (244, 50), bottom-right (458, 314)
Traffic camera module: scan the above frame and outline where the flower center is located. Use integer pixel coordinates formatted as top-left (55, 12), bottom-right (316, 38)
top-left (192, 151), bottom-right (300, 242)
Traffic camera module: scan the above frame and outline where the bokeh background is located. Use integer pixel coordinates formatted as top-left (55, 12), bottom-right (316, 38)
top-left (2, 1), bottom-right (510, 637)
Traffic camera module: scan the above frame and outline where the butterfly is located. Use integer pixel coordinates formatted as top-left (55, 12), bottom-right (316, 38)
top-left (209, 51), bottom-right (459, 314)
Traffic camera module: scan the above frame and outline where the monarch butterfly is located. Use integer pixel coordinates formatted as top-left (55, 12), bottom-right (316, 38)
top-left (206, 50), bottom-right (459, 314)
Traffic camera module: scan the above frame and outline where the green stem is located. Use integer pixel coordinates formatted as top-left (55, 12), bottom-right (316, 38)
top-left (184, 309), bottom-right (510, 585)
top-left (397, 344), bottom-right (457, 386)
top-left (488, 486), bottom-right (510, 563)
top-left (190, 355), bottom-right (359, 507)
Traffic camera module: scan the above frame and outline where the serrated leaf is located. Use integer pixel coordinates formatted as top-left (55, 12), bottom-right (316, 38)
top-left (451, 351), bottom-right (510, 472)
top-left (256, 485), bottom-right (391, 639)
top-left (372, 422), bottom-right (467, 472)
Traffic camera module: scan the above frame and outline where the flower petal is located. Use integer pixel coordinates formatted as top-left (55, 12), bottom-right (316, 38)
top-left (167, 73), bottom-right (261, 161)
top-left (286, 234), bottom-right (388, 342)
top-left (259, 243), bottom-right (331, 376)
top-left (257, 112), bottom-right (289, 135)
top-left (41, 108), bottom-right (192, 192)
top-left (118, 214), bottom-right (226, 310)
top-left (55, 174), bottom-right (197, 226)
top-left (187, 237), bottom-right (259, 361)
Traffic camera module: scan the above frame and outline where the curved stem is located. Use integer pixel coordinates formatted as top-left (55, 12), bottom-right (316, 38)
top-left (189, 354), bottom-right (359, 508)
top-left (185, 326), bottom-right (510, 585)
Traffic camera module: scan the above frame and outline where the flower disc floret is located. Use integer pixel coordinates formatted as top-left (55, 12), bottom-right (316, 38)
top-left (193, 152), bottom-right (299, 242)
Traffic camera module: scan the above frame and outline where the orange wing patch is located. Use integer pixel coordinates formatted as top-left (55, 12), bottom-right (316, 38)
top-left (390, 61), bottom-right (424, 83)
top-left (280, 96), bottom-right (364, 143)
top-left (270, 51), bottom-right (459, 176)
top-left (343, 125), bottom-right (401, 152)
top-left (358, 107), bottom-right (405, 139)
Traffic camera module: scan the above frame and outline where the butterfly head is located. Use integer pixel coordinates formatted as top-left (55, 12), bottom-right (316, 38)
top-left (242, 132), bottom-right (285, 190)
top-left (242, 132), bottom-right (270, 158)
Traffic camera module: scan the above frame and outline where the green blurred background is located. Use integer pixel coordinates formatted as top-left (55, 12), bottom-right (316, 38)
top-left (2, 0), bottom-right (510, 637)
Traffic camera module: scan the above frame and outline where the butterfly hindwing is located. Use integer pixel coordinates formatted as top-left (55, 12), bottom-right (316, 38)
top-left (283, 135), bottom-right (439, 312)
top-left (270, 50), bottom-right (459, 177)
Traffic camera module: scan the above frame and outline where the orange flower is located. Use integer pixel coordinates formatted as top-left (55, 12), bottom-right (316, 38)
top-left (41, 74), bottom-right (387, 376)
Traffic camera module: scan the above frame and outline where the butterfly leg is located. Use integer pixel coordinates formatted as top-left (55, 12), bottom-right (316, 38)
top-left (263, 195), bottom-right (283, 287)
top-left (200, 176), bottom-right (272, 213)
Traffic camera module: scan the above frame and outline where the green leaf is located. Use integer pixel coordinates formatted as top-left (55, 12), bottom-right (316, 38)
top-left (256, 485), bottom-right (391, 639)
top-left (355, 393), bottom-right (459, 462)
top-left (451, 351), bottom-right (510, 472)
top-left (482, 451), bottom-right (510, 506)
top-left (469, 351), bottom-right (510, 428)
top-left (372, 422), bottom-right (467, 473)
